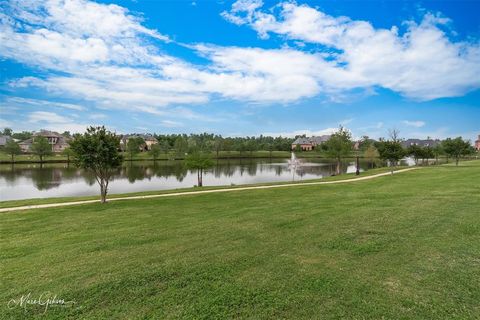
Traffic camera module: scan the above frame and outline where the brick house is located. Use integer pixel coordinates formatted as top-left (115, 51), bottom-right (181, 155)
top-left (19, 130), bottom-right (70, 153)
top-left (475, 135), bottom-right (480, 151)
top-left (291, 135), bottom-right (331, 151)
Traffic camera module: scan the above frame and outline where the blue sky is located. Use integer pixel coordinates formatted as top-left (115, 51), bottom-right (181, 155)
top-left (0, 0), bottom-right (479, 141)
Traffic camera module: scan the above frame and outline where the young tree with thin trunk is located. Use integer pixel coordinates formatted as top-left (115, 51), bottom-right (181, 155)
top-left (376, 130), bottom-right (405, 174)
top-left (321, 126), bottom-right (353, 175)
top-left (70, 126), bottom-right (123, 203)
top-left (185, 151), bottom-right (214, 187)
top-left (31, 136), bottom-right (53, 162)
top-left (442, 137), bottom-right (473, 166)
top-left (364, 144), bottom-right (379, 169)
top-left (62, 147), bottom-right (74, 163)
top-left (4, 139), bottom-right (21, 163)
top-left (407, 144), bottom-right (422, 165)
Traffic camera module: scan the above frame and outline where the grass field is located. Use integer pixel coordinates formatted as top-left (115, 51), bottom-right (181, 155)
top-left (1, 161), bottom-right (479, 319)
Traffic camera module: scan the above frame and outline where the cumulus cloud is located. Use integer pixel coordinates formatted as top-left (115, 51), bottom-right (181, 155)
top-left (222, 1), bottom-right (480, 100)
top-left (0, 0), bottom-right (478, 121)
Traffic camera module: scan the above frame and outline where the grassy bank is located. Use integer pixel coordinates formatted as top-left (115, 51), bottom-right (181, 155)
top-left (1, 161), bottom-right (479, 319)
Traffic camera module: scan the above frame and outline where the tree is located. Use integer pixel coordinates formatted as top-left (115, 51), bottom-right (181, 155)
top-left (62, 147), bottom-right (74, 163)
top-left (150, 143), bottom-right (162, 162)
top-left (407, 144), bottom-right (423, 165)
top-left (12, 131), bottom-right (32, 141)
top-left (160, 140), bottom-right (170, 158)
top-left (421, 146), bottom-right (434, 165)
top-left (321, 126), bottom-right (353, 175)
top-left (213, 137), bottom-right (223, 158)
top-left (364, 144), bottom-right (379, 168)
top-left (174, 137), bottom-right (188, 158)
top-left (2, 128), bottom-right (12, 136)
top-left (432, 144), bottom-right (444, 165)
top-left (4, 139), bottom-right (21, 162)
top-left (126, 137), bottom-right (144, 161)
top-left (185, 152), bottom-right (214, 187)
top-left (266, 143), bottom-right (275, 158)
top-left (442, 137), bottom-right (473, 166)
top-left (376, 132), bottom-right (405, 174)
top-left (70, 126), bottom-right (123, 203)
top-left (31, 136), bottom-right (53, 162)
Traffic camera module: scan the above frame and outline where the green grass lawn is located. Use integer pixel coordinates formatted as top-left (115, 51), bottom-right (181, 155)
top-left (1, 161), bottom-right (479, 319)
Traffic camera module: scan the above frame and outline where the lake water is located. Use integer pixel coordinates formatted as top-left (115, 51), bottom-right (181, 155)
top-left (1, 157), bottom-right (381, 201)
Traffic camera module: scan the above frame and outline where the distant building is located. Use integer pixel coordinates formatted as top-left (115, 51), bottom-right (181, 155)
top-left (120, 134), bottom-right (158, 151)
top-left (18, 130), bottom-right (70, 153)
top-left (0, 135), bottom-right (12, 147)
top-left (475, 135), bottom-right (480, 151)
top-left (291, 135), bottom-right (331, 151)
top-left (401, 139), bottom-right (441, 148)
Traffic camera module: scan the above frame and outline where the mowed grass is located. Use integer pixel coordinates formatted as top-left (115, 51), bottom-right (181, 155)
top-left (1, 162), bottom-right (479, 319)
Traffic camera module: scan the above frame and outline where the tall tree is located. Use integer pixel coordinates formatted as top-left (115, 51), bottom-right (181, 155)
top-left (150, 143), bottom-right (161, 162)
top-left (213, 137), bottom-right (223, 158)
top-left (31, 136), bottom-right (53, 162)
top-left (185, 151), bottom-right (214, 187)
top-left (321, 126), bottom-right (353, 175)
top-left (126, 137), bottom-right (144, 161)
top-left (4, 139), bottom-right (21, 162)
top-left (70, 126), bottom-right (123, 203)
top-left (174, 137), bottom-right (188, 158)
top-left (2, 128), bottom-right (12, 136)
top-left (442, 137), bottom-right (473, 166)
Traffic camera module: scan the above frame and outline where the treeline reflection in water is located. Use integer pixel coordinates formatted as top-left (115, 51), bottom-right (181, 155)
top-left (0, 158), bottom-right (377, 201)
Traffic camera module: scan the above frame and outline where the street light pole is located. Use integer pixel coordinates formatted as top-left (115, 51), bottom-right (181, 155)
top-left (355, 151), bottom-right (360, 176)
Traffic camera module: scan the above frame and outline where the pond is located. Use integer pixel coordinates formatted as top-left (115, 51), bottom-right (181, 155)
top-left (1, 157), bottom-right (386, 201)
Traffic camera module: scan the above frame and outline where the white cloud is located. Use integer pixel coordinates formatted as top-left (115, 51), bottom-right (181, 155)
top-left (5, 96), bottom-right (85, 110)
top-left (26, 111), bottom-right (90, 133)
top-left (222, 1), bottom-right (480, 100)
top-left (0, 0), bottom-right (478, 120)
top-left (402, 120), bottom-right (426, 128)
top-left (161, 120), bottom-right (183, 128)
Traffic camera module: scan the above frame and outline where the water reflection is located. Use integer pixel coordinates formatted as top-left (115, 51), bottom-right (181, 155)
top-left (2, 158), bottom-right (376, 201)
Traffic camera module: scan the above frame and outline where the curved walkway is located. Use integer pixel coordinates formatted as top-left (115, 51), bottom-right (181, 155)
top-left (0, 167), bottom-right (418, 213)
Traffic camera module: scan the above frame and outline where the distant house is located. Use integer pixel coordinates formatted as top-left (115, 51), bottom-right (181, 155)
top-left (291, 135), bottom-right (331, 151)
top-left (401, 139), bottom-right (441, 148)
top-left (18, 130), bottom-right (70, 153)
top-left (120, 134), bottom-right (158, 151)
top-left (0, 135), bottom-right (12, 147)
top-left (475, 135), bottom-right (480, 151)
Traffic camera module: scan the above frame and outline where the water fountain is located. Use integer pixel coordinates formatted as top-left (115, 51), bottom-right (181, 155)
top-left (288, 152), bottom-right (301, 181)
top-left (288, 152), bottom-right (300, 167)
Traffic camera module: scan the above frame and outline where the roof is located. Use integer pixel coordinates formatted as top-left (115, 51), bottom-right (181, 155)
top-left (34, 130), bottom-right (62, 138)
top-left (401, 139), bottom-right (441, 148)
top-left (292, 137), bottom-right (312, 145)
top-left (122, 134), bottom-right (158, 142)
top-left (309, 135), bottom-right (331, 144)
top-left (292, 135), bottom-right (331, 145)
